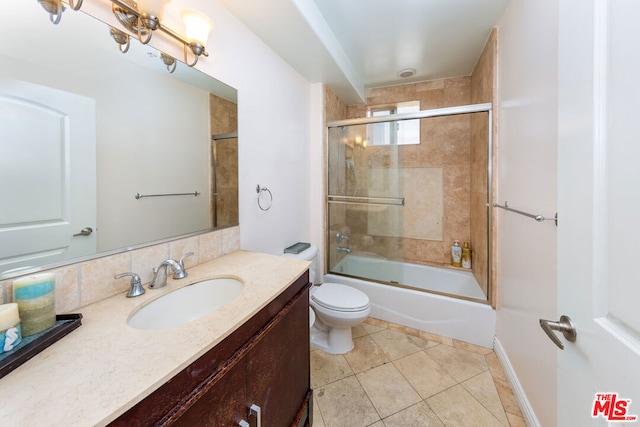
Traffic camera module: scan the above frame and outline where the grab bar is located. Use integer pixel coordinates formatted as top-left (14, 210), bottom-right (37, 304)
top-left (492, 201), bottom-right (557, 226)
top-left (135, 191), bottom-right (200, 200)
top-left (328, 195), bottom-right (405, 206)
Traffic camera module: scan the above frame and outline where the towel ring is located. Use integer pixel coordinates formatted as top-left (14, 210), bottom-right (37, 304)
top-left (256, 184), bottom-right (273, 211)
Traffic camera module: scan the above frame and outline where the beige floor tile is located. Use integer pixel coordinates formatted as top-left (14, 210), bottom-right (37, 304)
top-left (356, 363), bottom-right (422, 418)
top-left (408, 333), bottom-right (441, 350)
top-left (506, 412), bottom-right (527, 427)
top-left (462, 371), bottom-right (508, 425)
top-left (352, 324), bottom-right (368, 339)
top-left (311, 351), bottom-right (354, 388)
top-left (485, 351), bottom-right (508, 382)
top-left (419, 330), bottom-right (454, 346)
top-left (315, 376), bottom-right (380, 427)
top-left (382, 401), bottom-right (445, 427)
top-left (494, 378), bottom-right (523, 417)
top-left (368, 422), bottom-right (385, 427)
top-left (388, 323), bottom-right (420, 337)
top-left (370, 329), bottom-right (424, 360)
top-left (313, 395), bottom-right (326, 427)
top-left (426, 344), bottom-right (488, 382)
top-left (427, 385), bottom-right (504, 427)
top-left (393, 351), bottom-right (458, 399)
top-left (344, 335), bottom-right (390, 374)
top-left (453, 339), bottom-right (494, 355)
top-left (364, 317), bottom-right (389, 328)
top-left (362, 322), bottom-right (386, 335)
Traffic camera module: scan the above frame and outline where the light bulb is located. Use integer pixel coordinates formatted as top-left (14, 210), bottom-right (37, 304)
top-left (181, 9), bottom-right (213, 46)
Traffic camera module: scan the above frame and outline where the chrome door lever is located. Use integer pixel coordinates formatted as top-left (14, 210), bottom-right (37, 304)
top-left (73, 227), bottom-right (93, 237)
top-left (539, 315), bottom-right (577, 350)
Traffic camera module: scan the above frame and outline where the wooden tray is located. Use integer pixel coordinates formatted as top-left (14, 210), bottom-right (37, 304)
top-left (0, 314), bottom-right (82, 379)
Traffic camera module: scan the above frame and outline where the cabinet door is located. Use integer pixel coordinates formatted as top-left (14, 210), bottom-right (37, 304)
top-left (171, 357), bottom-right (247, 427)
top-left (245, 288), bottom-right (310, 427)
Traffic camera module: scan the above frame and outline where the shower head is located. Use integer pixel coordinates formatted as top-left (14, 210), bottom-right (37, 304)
top-left (346, 158), bottom-right (355, 169)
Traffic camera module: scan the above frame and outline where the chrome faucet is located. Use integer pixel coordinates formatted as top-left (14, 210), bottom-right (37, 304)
top-left (149, 252), bottom-right (194, 289)
top-left (336, 231), bottom-right (351, 254)
top-left (114, 272), bottom-right (145, 297)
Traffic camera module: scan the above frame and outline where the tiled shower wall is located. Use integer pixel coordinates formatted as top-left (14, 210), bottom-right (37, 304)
top-left (328, 77), bottom-right (474, 269)
top-left (0, 226), bottom-right (240, 314)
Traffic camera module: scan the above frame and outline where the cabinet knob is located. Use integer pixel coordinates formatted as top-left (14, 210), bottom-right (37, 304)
top-left (250, 404), bottom-right (262, 427)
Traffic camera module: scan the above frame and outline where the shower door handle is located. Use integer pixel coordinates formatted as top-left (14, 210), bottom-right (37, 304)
top-left (539, 315), bottom-right (577, 350)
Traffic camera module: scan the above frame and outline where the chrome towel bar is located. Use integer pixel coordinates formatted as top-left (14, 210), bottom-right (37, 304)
top-left (328, 195), bottom-right (405, 206)
top-left (135, 191), bottom-right (200, 200)
top-left (493, 201), bottom-right (558, 226)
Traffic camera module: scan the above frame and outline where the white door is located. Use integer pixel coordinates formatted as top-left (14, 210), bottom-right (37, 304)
top-left (557, 0), bottom-right (640, 425)
top-left (0, 79), bottom-right (96, 275)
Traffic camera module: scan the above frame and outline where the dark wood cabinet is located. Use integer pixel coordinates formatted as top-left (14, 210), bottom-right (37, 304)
top-left (111, 271), bottom-right (312, 427)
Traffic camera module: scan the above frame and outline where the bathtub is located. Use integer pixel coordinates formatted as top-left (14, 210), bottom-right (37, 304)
top-left (325, 255), bottom-right (496, 347)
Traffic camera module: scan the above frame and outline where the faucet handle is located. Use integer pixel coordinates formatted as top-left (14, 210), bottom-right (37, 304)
top-left (114, 272), bottom-right (145, 298)
top-left (173, 252), bottom-right (194, 279)
top-left (178, 252), bottom-right (194, 268)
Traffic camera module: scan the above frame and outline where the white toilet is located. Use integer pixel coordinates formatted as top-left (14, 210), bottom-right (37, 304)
top-left (284, 244), bottom-right (371, 354)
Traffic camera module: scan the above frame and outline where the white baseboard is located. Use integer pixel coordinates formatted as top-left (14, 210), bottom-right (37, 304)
top-left (493, 336), bottom-right (541, 427)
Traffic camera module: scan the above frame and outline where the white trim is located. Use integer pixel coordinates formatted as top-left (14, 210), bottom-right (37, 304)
top-left (494, 336), bottom-right (541, 427)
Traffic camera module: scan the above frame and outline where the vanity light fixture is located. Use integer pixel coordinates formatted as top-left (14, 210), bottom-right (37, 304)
top-left (161, 53), bottom-right (177, 73)
top-left (111, 0), bottom-right (212, 68)
top-left (38, 0), bottom-right (212, 72)
top-left (38, 0), bottom-right (83, 25)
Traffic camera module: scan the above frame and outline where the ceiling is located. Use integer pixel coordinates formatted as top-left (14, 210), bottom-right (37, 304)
top-left (218, 0), bottom-right (510, 105)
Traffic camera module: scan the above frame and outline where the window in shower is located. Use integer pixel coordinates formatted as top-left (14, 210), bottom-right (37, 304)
top-left (367, 101), bottom-right (420, 146)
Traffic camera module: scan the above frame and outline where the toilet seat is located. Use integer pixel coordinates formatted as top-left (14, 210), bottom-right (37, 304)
top-left (311, 283), bottom-right (369, 312)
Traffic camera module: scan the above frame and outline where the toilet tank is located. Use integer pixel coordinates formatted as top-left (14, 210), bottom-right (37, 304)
top-left (283, 244), bottom-right (319, 284)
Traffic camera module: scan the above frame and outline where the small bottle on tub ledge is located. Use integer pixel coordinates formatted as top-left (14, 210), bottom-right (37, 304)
top-left (462, 241), bottom-right (472, 269)
top-left (451, 240), bottom-right (462, 267)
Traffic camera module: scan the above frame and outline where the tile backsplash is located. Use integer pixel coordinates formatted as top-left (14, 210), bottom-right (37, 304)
top-left (0, 226), bottom-right (240, 314)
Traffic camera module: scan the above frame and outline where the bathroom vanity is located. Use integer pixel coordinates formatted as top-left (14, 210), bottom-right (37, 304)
top-left (0, 251), bottom-right (311, 427)
top-left (112, 267), bottom-right (311, 426)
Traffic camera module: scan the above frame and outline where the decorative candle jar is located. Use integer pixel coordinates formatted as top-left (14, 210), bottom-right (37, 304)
top-left (13, 273), bottom-right (56, 337)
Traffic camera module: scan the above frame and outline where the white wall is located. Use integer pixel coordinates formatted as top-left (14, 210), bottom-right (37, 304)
top-left (496, 0), bottom-right (559, 426)
top-left (188, 0), bottom-right (313, 256)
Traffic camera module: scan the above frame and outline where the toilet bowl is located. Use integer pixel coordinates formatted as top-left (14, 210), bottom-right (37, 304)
top-left (283, 244), bottom-right (370, 354)
top-left (309, 282), bottom-right (370, 354)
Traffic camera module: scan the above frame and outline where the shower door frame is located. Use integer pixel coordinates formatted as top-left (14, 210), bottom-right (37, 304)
top-left (326, 102), bottom-right (494, 304)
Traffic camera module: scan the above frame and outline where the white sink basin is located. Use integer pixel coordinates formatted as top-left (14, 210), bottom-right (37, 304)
top-left (128, 277), bottom-right (244, 330)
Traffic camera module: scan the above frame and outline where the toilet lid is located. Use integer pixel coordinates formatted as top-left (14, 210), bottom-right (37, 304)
top-left (311, 283), bottom-right (370, 312)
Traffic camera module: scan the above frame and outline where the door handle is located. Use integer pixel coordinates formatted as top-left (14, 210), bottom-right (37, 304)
top-left (539, 315), bottom-right (577, 350)
top-left (73, 227), bottom-right (93, 237)
top-left (250, 404), bottom-right (261, 427)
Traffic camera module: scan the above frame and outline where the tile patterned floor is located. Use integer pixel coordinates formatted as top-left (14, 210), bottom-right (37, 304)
top-left (311, 318), bottom-right (526, 427)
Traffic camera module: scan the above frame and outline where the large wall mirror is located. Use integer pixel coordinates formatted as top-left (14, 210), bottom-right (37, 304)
top-left (0, 2), bottom-right (238, 278)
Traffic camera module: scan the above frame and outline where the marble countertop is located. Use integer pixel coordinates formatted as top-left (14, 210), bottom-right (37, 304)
top-left (0, 250), bottom-right (310, 427)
